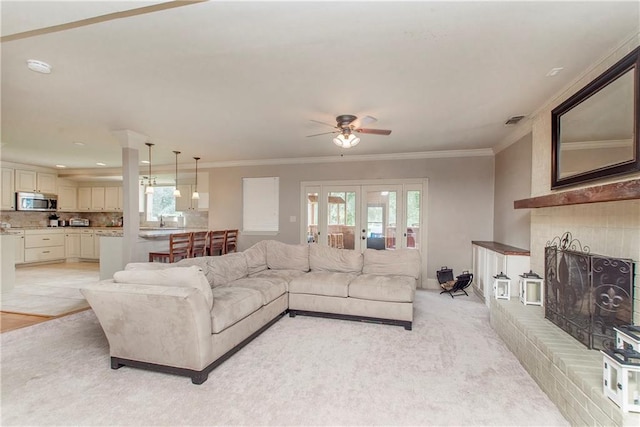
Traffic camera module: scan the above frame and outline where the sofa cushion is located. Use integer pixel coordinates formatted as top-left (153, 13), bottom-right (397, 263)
top-left (206, 252), bottom-right (248, 287)
top-left (174, 256), bottom-right (216, 285)
top-left (210, 287), bottom-right (263, 333)
top-left (223, 277), bottom-right (286, 305)
top-left (243, 240), bottom-right (268, 274)
top-left (362, 249), bottom-right (421, 279)
top-left (266, 240), bottom-right (309, 272)
top-left (249, 269), bottom-right (306, 287)
top-left (348, 274), bottom-right (416, 303)
top-left (289, 271), bottom-right (357, 297)
top-left (309, 244), bottom-right (363, 273)
top-left (113, 266), bottom-right (214, 310)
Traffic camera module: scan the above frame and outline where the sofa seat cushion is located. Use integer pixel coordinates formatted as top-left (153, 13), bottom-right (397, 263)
top-left (249, 269), bottom-right (306, 286)
top-left (309, 244), bottom-right (363, 273)
top-left (210, 287), bottom-right (263, 333)
top-left (222, 277), bottom-right (286, 305)
top-left (289, 271), bottom-right (357, 297)
top-left (348, 274), bottom-right (416, 303)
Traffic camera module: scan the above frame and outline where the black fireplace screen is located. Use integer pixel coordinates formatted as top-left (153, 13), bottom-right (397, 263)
top-left (544, 232), bottom-right (635, 350)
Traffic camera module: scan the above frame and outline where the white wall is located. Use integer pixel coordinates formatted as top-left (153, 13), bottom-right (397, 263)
top-left (206, 155), bottom-right (495, 284)
top-left (493, 133), bottom-right (531, 249)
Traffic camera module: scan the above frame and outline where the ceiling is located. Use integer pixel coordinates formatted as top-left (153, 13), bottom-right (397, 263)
top-left (1, 1), bottom-right (638, 176)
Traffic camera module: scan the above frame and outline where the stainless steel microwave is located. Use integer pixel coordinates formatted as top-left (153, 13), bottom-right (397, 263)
top-left (15, 192), bottom-right (58, 212)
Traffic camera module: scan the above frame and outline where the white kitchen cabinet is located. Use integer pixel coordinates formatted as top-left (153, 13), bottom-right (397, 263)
top-left (15, 170), bottom-right (57, 193)
top-left (175, 184), bottom-right (208, 212)
top-left (78, 187), bottom-right (92, 211)
top-left (12, 230), bottom-right (25, 264)
top-left (58, 186), bottom-right (78, 211)
top-left (80, 229), bottom-right (95, 259)
top-left (91, 187), bottom-right (105, 211)
top-left (104, 187), bottom-right (122, 211)
top-left (24, 229), bottom-right (65, 263)
top-left (1, 167), bottom-right (15, 210)
top-left (65, 230), bottom-right (81, 258)
top-left (472, 241), bottom-right (530, 307)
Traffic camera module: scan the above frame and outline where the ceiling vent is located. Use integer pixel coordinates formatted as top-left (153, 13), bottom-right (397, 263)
top-left (504, 115), bottom-right (525, 126)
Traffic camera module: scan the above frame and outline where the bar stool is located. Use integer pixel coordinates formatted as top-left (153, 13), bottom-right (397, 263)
top-left (224, 229), bottom-right (238, 254)
top-left (207, 230), bottom-right (227, 256)
top-left (148, 232), bottom-right (192, 263)
top-left (190, 231), bottom-right (208, 257)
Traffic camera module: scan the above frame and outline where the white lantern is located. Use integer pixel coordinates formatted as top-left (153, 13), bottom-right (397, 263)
top-left (519, 270), bottom-right (544, 306)
top-left (615, 326), bottom-right (640, 352)
top-left (601, 348), bottom-right (640, 413)
top-left (493, 272), bottom-right (511, 300)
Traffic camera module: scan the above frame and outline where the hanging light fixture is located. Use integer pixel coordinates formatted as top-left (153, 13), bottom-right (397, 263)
top-left (333, 131), bottom-right (360, 148)
top-left (144, 142), bottom-right (155, 194)
top-left (192, 156), bottom-right (200, 200)
top-left (173, 151), bottom-right (182, 197)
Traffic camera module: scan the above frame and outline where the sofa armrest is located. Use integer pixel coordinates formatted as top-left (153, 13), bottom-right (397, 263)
top-left (81, 281), bottom-right (213, 371)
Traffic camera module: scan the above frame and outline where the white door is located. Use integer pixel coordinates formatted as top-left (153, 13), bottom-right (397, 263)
top-left (359, 185), bottom-right (402, 252)
top-left (322, 186), bottom-right (360, 250)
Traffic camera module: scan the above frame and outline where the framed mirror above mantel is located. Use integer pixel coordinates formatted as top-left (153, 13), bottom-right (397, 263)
top-left (551, 46), bottom-right (639, 190)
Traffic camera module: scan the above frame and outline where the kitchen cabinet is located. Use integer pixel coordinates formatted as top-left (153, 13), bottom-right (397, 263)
top-left (80, 229), bottom-right (95, 259)
top-left (91, 187), bottom-right (106, 211)
top-left (472, 241), bottom-right (530, 307)
top-left (78, 187), bottom-right (92, 211)
top-left (24, 229), bottom-right (65, 263)
top-left (65, 230), bottom-right (81, 258)
top-left (11, 229), bottom-right (25, 264)
top-left (175, 184), bottom-right (208, 212)
top-left (15, 170), bottom-right (57, 193)
top-left (58, 186), bottom-right (78, 211)
top-left (104, 187), bottom-right (122, 211)
top-left (1, 167), bottom-right (15, 210)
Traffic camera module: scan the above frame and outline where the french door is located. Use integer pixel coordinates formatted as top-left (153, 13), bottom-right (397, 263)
top-left (302, 180), bottom-right (425, 253)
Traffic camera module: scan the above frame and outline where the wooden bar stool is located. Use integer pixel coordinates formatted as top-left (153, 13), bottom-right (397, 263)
top-left (148, 232), bottom-right (192, 263)
top-left (207, 230), bottom-right (227, 256)
top-left (190, 231), bottom-right (208, 257)
top-left (224, 229), bottom-right (238, 254)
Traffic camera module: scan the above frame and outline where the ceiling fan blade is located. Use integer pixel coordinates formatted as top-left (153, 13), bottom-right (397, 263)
top-left (310, 119), bottom-right (338, 129)
top-left (306, 130), bottom-right (339, 137)
top-left (355, 128), bottom-right (392, 135)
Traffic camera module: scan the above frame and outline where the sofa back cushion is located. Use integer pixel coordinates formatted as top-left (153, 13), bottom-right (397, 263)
top-left (113, 266), bottom-right (213, 309)
top-left (243, 240), bottom-right (268, 274)
top-left (174, 257), bottom-right (216, 285)
top-left (309, 244), bottom-right (363, 273)
top-left (206, 252), bottom-right (248, 287)
top-left (266, 240), bottom-right (309, 272)
top-left (362, 249), bottom-right (421, 279)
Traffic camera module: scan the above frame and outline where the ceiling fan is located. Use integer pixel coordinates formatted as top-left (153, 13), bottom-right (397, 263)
top-left (307, 114), bottom-right (392, 148)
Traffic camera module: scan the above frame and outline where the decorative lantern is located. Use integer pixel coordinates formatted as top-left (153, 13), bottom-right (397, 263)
top-left (493, 272), bottom-right (511, 300)
top-left (519, 270), bottom-right (544, 306)
top-left (615, 326), bottom-right (640, 352)
top-left (601, 348), bottom-right (640, 412)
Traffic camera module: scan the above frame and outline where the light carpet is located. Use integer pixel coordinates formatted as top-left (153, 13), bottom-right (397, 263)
top-left (0, 290), bottom-right (568, 426)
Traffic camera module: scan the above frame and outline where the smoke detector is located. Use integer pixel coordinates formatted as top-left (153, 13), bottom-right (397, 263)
top-left (26, 59), bottom-right (52, 74)
top-left (504, 115), bottom-right (525, 126)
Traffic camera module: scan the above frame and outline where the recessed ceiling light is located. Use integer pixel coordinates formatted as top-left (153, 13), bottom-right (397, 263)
top-left (96, 162), bottom-right (107, 166)
top-left (55, 164), bottom-right (66, 168)
top-left (73, 141), bottom-right (85, 146)
top-left (26, 59), bottom-right (52, 74)
top-left (140, 160), bottom-right (150, 164)
top-left (546, 67), bottom-right (564, 77)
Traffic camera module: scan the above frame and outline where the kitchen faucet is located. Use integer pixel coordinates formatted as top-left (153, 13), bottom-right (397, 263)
top-left (159, 215), bottom-right (165, 228)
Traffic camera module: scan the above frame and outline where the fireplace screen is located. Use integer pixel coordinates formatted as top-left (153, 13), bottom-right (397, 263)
top-left (545, 232), bottom-right (635, 350)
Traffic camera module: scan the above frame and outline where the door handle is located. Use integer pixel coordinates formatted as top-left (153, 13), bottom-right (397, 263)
top-left (362, 236), bottom-right (366, 240)
top-left (362, 229), bottom-right (366, 233)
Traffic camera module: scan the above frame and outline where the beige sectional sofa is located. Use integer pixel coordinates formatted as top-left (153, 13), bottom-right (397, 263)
top-left (81, 240), bottom-right (421, 384)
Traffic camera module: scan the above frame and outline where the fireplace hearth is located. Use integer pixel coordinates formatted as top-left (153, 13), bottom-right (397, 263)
top-left (545, 232), bottom-right (635, 350)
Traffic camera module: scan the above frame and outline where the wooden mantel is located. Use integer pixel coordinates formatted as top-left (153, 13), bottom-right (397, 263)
top-left (514, 179), bottom-right (640, 209)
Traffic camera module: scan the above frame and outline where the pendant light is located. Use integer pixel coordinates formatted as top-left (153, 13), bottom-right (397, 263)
top-left (173, 151), bottom-right (182, 197)
top-left (144, 142), bottom-right (155, 194)
top-left (192, 156), bottom-right (200, 200)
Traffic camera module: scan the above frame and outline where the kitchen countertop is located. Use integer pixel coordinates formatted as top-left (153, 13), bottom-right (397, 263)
top-left (1, 226), bottom-right (208, 239)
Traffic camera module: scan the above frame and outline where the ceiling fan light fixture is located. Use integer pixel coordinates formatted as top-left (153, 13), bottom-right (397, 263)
top-left (333, 133), bottom-right (360, 148)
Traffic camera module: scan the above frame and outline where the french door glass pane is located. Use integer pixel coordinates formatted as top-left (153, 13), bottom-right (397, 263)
top-left (365, 190), bottom-right (397, 250)
top-left (327, 191), bottom-right (355, 250)
top-left (306, 191), bottom-right (319, 243)
top-left (406, 190), bottom-right (420, 249)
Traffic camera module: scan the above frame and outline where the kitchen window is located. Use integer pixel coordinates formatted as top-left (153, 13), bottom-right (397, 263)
top-left (145, 186), bottom-right (177, 222)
